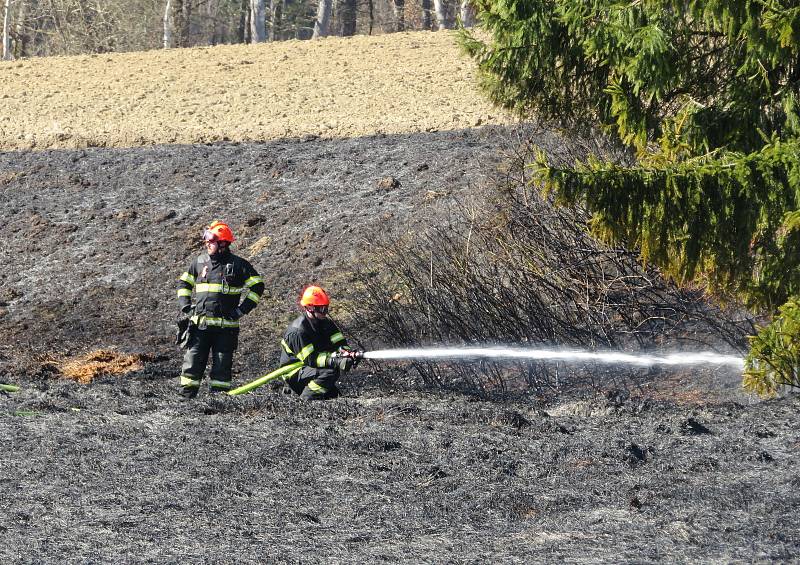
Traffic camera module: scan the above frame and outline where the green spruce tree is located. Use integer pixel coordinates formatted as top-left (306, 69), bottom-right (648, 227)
top-left (460, 0), bottom-right (800, 395)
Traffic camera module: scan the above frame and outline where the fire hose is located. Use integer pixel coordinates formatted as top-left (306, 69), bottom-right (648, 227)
top-left (227, 350), bottom-right (364, 396)
top-left (1, 383), bottom-right (20, 393)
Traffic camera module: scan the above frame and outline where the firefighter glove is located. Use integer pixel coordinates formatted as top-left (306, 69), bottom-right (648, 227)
top-left (327, 353), bottom-right (353, 372)
top-left (229, 307), bottom-right (244, 321)
top-left (338, 356), bottom-right (354, 372)
top-left (176, 317), bottom-right (192, 349)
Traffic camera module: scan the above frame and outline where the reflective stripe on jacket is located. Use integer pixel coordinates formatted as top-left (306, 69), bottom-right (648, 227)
top-left (279, 314), bottom-right (348, 376)
top-left (177, 249), bottom-right (264, 327)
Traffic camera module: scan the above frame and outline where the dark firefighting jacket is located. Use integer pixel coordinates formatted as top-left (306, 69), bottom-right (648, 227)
top-left (279, 314), bottom-right (348, 376)
top-left (177, 250), bottom-right (264, 329)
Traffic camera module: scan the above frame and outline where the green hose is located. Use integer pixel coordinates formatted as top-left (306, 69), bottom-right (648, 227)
top-left (228, 361), bottom-right (304, 396)
top-left (0, 383), bottom-right (20, 393)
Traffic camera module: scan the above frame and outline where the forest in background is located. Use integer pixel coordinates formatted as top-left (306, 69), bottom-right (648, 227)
top-left (1, 0), bottom-right (473, 58)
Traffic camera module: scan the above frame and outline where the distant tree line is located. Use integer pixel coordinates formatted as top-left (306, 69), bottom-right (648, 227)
top-left (1, 0), bottom-right (472, 58)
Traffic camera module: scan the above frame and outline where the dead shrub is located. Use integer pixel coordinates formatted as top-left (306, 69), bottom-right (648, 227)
top-left (349, 137), bottom-right (751, 400)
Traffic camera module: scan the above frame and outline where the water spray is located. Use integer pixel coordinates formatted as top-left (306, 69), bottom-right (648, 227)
top-left (228, 345), bottom-right (743, 395)
top-left (363, 347), bottom-right (744, 368)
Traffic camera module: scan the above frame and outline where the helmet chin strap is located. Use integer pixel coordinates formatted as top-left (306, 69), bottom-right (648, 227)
top-left (208, 241), bottom-right (230, 258)
top-left (305, 309), bottom-right (320, 331)
top-left (304, 308), bottom-right (327, 329)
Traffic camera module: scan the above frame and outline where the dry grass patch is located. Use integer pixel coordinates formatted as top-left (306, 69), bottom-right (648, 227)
top-left (60, 349), bottom-right (144, 384)
top-left (246, 236), bottom-right (271, 258)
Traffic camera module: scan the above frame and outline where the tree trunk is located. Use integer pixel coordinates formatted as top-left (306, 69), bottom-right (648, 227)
top-left (250, 0), bottom-right (265, 42)
top-left (183, 0), bottom-right (192, 44)
top-left (391, 0), bottom-right (404, 32)
top-left (459, 0), bottom-right (474, 27)
top-left (433, 0), bottom-right (446, 30)
top-left (208, 0), bottom-right (221, 45)
top-left (163, 0), bottom-right (172, 48)
top-left (336, 0), bottom-right (355, 36)
top-left (13, 0), bottom-right (26, 57)
top-left (420, 0), bottom-right (431, 30)
top-left (312, 0), bottom-right (331, 38)
top-left (238, 0), bottom-right (248, 42)
top-left (268, 0), bottom-right (281, 40)
top-left (2, 0), bottom-right (12, 60)
top-left (171, 0), bottom-right (191, 47)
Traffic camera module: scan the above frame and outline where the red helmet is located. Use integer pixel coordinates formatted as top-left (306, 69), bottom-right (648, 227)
top-left (300, 285), bottom-right (330, 307)
top-left (203, 220), bottom-right (235, 243)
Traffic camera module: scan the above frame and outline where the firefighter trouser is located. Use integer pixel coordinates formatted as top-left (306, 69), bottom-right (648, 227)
top-left (284, 365), bottom-right (340, 400)
top-left (179, 327), bottom-right (239, 395)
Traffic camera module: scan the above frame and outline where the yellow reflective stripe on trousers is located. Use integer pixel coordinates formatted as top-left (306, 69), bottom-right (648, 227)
top-left (190, 315), bottom-right (240, 328)
top-left (209, 380), bottom-right (232, 389)
top-left (245, 291), bottom-right (260, 304)
top-left (180, 375), bottom-right (201, 387)
top-left (180, 272), bottom-right (196, 286)
top-left (177, 288), bottom-right (192, 297)
top-left (316, 352), bottom-right (330, 368)
top-left (195, 283), bottom-right (244, 295)
top-left (297, 343), bottom-right (315, 361)
top-left (245, 276), bottom-right (263, 288)
top-left (330, 332), bottom-right (344, 344)
top-left (307, 381), bottom-right (327, 394)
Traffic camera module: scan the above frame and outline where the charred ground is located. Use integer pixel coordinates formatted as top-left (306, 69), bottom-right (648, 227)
top-left (1, 125), bottom-right (798, 564)
top-left (3, 373), bottom-right (799, 563)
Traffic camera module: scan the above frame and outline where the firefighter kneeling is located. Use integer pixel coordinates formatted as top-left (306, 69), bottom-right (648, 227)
top-left (279, 285), bottom-right (361, 400)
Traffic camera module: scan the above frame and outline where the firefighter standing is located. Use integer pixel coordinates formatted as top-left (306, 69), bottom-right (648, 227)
top-left (279, 285), bottom-right (360, 400)
top-left (176, 221), bottom-right (264, 398)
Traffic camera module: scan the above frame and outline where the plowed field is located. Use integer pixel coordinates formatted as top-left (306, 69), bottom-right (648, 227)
top-left (0, 31), bottom-right (510, 151)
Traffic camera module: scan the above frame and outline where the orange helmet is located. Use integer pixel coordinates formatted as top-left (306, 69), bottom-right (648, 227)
top-left (203, 220), bottom-right (235, 243)
top-left (300, 285), bottom-right (330, 307)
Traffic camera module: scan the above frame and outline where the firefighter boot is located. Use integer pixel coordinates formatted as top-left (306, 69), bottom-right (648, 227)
top-left (179, 374), bottom-right (201, 400)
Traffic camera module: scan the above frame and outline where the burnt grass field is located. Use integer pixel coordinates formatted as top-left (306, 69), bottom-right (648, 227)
top-left (1, 126), bottom-right (799, 563)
